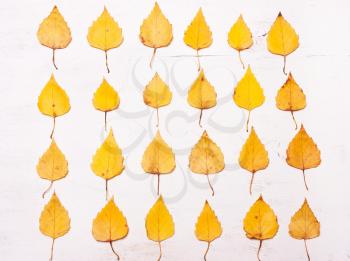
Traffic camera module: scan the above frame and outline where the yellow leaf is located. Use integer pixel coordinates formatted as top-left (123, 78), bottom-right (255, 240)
top-left (143, 73), bottom-right (172, 126)
top-left (36, 139), bottom-right (68, 198)
top-left (91, 129), bottom-right (124, 199)
top-left (195, 200), bottom-right (222, 260)
top-left (227, 15), bottom-right (253, 69)
top-left (187, 70), bottom-right (217, 127)
top-left (92, 198), bottom-right (128, 259)
top-left (145, 196), bottom-right (175, 260)
top-left (87, 7), bottom-right (123, 73)
top-left (239, 127), bottom-right (269, 195)
top-left (233, 65), bottom-right (265, 132)
top-left (276, 73), bottom-right (306, 130)
top-left (139, 2), bottom-right (173, 68)
top-left (142, 130), bottom-right (175, 195)
top-left (39, 192), bottom-right (70, 260)
top-left (267, 12), bottom-right (299, 74)
top-left (189, 130), bottom-right (224, 195)
top-left (184, 8), bottom-right (212, 70)
top-left (37, 74), bottom-right (70, 139)
top-left (37, 6), bottom-right (72, 69)
top-left (286, 125), bottom-right (321, 190)
top-left (243, 195), bottom-right (279, 260)
top-left (289, 199), bottom-right (320, 261)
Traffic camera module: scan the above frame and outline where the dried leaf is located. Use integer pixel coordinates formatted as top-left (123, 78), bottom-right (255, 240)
top-left (140, 2), bottom-right (173, 68)
top-left (289, 199), bottom-right (320, 261)
top-left (145, 196), bottom-right (175, 261)
top-left (233, 66), bottom-right (265, 131)
top-left (92, 198), bottom-right (128, 260)
top-left (87, 7), bottom-right (123, 73)
top-left (91, 129), bottom-right (124, 199)
top-left (92, 78), bottom-right (120, 130)
top-left (243, 195), bottom-right (279, 261)
top-left (142, 130), bottom-right (175, 195)
top-left (286, 125), bottom-right (321, 190)
top-left (276, 73), bottom-right (306, 129)
top-left (184, 8), bottom-right (212, 71)
top-left (267, 12), bottom-right (299, 74)
top-left (239, 127), bottom-right (269, 195)
top-left (37, 6), bottom-right (72, 69)
top-left (37, 74), bottom-right (70, 139)
top-left (189, 130), bottom-right (224, 196)
top-left (36, 139), bottom-right (68, 198)
top-left (39, 192), bottom-right (70, 261)
top-left (195, 201), bottom-right (222, 260)
top-left (227, 15), bottom-right (253, 69)
top-left (187, 70), bottom-right (217, 127)
top-left (143, 73), bottom-right (172, 126)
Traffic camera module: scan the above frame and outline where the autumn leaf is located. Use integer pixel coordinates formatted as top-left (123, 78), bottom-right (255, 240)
top-left (228, 15), bottom-right (253, 69)
top-left (143, 73), bottom-right (172, 126)
top-left (184, 8), bottom-right (212, 71)
top-left (276, 72), bottom-right (306, 130)
top-left (189, 130), bottom-right (224, 196)
top-left (145, 195), bottom-right (175, 261)
top-left (142, 130), bottom-right (175, 195)
top-left (36, 139), bottom-right (68, 198)
top-left (187, 70), bottom-right (217, 127)
top-left (195, 201), bottom-right (222, 261)
top-left (37, 6), bottom-right (72, 69)
top-left (140, 2), bottom-right (173, 68)
top-left (233, 66), bottom-right (265, 132)
top-left (39, 192), bottom-right (70, 261)
top-left (92, 198), bottom-right (128, 260)
top-left (286, 125), bottom-right (321, 190)
top-left (92, 78), bottom-right (120, 130)
top-left (91, 128), bottom-right (124, 199)
top-left (289, 199), bottom-right (320, 261)
top-left (87, 7), bottom-right (123, 73)
top-left (267, 12), bottom-right (299, 74)
top-left (243, 195), bottom-right (279, 261)
top-left (37, 74), bottom-right (70, 139)
top-left (239, 127), bottom-right (269, 195)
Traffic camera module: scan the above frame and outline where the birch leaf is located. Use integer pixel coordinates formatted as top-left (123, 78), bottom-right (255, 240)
top-left (187, 70), bottom-right (217, 127)
top-left (39, 192), bottom-right (70, 261)
top-left (145, 196), bottom-right (175, 261)
top-left (142, 130), bottom-right (176, 195)
top-left (37, 6), bottom-right (72, 69)
top-left (92, 78), bottom-right (120, 130)
top-left (286, 125), bottom-right (321, 190)
top-left (243, 195), bottom-right (279, 261)
top-left (143, 73), bottom-right (172, 126)
top-left (87, 7), bottom-right (123, 73)
top-left (91, 128), bottom-right (124, 199)
top-left (289, 199), bottom-right (320, 261)
top-left (189, 130), bottom-right (225, 196)
top-left (36, 139), bottom-right (68, 198)
top-left (183, 8), bottom-right (212, 71)
top-left (139, 2), bottom-right (173, 68)
top-left (195, 201), bottom-right (222, 260)
top-left (239, 127), bottom-right (269, 195)
top-left (267, 12), bottom-right (299, 74)
top-left (227, 15), bottom-right (253, 69)
top-left (276, 73), bottom-right (306, 130)
top-left (92, 198), bottom-right (128, 260)
top-left (37, 74), bottom-right (70, 139)
top-left (233, 66), bottom-right (265, 132)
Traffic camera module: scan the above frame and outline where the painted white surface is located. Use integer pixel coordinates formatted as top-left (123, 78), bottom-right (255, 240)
top-left (0, 0), bottom-right (349, 260)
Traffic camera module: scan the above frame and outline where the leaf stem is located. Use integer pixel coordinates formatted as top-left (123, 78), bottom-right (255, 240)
top-left (303, 169), bottom-right (309, 191)
top-left (150, 48), bottom-right (157, 69)
top-left (157, 173), bottom-right (160, 196)
top-left (257, 240), bottom-right (262, 261)
top-left (49, 238), bottom-right (55, 261)
top-left (105, 50), bottom-right (110, 73)
top-left (110, 241), bottom-right (120, 260)
top-left (52, 49), bottom-right (58, 70)
top-left (238, 51), bottom-right (245, 69)
top-left (50, 116), bottom-right (56, 139)
top-left (249, 172), bottom-right (255, 195)
top-left (42, 181), bottom-right (54, 199)
top-left (291, 111), bottom-right (298, 130)
top-left (196, 50), bottom-right (201, 71)
top-left (246, 111), bottom-right (251, 132)
top-left (105, 180), bottom-right (109, 200)
top-left (204, 242), bottom-right (210, 261)
top-left (157, 241), bottom-right (162, 261)
top-left (206, 174), bottom-right (214, 196)
top-left (156, 108), bottom-right (159, 127)
top-left (104, 111), bottom-right (107, 132)
top-left (283, 56), bottom-right (287, 75)
top-left (304, 239), bottom-right (310, 261)
top-left (199, 109), bottom-right (203, 128)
